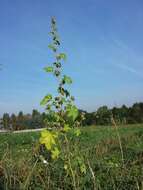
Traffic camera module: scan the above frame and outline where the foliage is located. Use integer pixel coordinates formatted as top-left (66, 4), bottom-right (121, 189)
top-left (0, 125), bottom-right (143, 189)
top-left (82, 102), bottom-right (143, 126)
top-left (38, 17), bottom-right (86, 188)
top-left (2, 113), bottom-right (10, 129)
top-left (1, 110), bottom-right (45, 130)
top-left (40, 17), bottom-right (81, 130)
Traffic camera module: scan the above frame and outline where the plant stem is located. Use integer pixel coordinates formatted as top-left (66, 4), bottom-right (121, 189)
top-left (111, 116), bottom-right (124, 166)
top-left (64, 134), bottom-right (77, 190)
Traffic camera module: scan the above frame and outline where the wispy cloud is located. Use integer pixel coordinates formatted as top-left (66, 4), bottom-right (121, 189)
top-left (112, 38), bottom-right (129, 51)
top-left (106, 37), bottom-right (143, 78)
top-left (111, 37), bottom-right (143, 64)
top-left (114, 63), bottom-right (143, 78)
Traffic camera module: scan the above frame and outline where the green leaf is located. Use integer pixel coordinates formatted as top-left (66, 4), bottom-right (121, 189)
top-left (40, 94), bottom-right (52, 105)
top-left (51, 147), bottom-right (60, 160)
top-left (44, 67), bottom-right (54, 73)
top-left (39, 129), bottom-right (58, 150)
top-left (48, 44), bottom-right (57, 52)
top-left (56, 53), bottom-right (66, 61)
top-left (60, 53), bottom-right (66, 60)
top-left (74, 128), bottom-right (81, 137)
top-left (54, 113), bottom-right (60, 122)
top-left (63, 124), bottom-right (71, 132)
top-left (63, 75), bottom-right (72, 84)
top-left (46, 105), bottom-right (51, 110)
top-left (66, 105), bottom-right (79, 121)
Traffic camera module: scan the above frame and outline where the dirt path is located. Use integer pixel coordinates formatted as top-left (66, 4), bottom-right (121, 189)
top-left (0, 128), bottom-right (46, 134)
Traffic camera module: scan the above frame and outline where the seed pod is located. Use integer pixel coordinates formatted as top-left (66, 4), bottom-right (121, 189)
top-left (56, 105), bottom-right (60, 109)
top-left (64, 90), bottom-right (70, 97)
top-left (55, 97), bottom-right (60, 101)
top-left (54, 70), bottom-right (60, 77)
top-left (55, 62), bottom-right (61, 68)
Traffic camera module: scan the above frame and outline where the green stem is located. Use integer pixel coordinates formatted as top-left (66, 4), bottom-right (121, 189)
top-left (64, 134), bottom-right (77, 190)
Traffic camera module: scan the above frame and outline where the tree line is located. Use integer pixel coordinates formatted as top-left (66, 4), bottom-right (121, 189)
top-left (0, 110), bottom-right (46, 130)
top-left (0, 102), bottom-right (143, 130)
top-left (82, 102), bottom-right (143, 126)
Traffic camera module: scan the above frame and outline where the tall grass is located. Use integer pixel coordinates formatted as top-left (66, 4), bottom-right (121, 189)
top-left (0, 125), bottom-right (143, 189)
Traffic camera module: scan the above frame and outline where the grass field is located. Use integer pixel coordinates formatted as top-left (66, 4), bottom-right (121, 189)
top-left (0, 124), bottom-right (143, 189)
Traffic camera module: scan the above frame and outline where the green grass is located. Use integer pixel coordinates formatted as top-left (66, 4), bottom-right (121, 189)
top-left (0, 124), bottom-right (143, 189)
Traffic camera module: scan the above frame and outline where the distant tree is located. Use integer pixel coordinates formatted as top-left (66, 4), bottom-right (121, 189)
top-left (16, 111), bottom-right (25, 130)
top-left (96, 106), bottom-right (111, 125)
top-left (11, 113), bottom-right (17, 130)
top-left (84, 112), bottom-right (96, 126)
top-left (32, 109), bottom-right (40, 119)
top-left (31, 109), bottom-right (42, 128)
top-left (112, 107), bottom-right (124, 124)
top-left (3, 113), bottom-right (10, 129)
top-left (41, 112), bottom-right (46, 120)
top-left (128, 103), bottom-right (143, 123)
top-left (120, 105), bottom-right (128, 124)
top-left (41, 112), bottom-right (47, 127)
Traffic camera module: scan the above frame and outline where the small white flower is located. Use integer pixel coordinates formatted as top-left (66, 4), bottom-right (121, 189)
top-left (43, 159), bottom-right (48, 164)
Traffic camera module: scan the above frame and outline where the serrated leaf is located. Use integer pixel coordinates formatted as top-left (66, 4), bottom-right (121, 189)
top-left (63, 75), bottom-right (72, 84)
top-left (40, 129), bottom-right (58, 151)
top-left (66, 105), bottom-right (79, 121)
top-left (40, 94), bottom-right (52, 105)
top-left (44, 67), bottom-right (54, 73)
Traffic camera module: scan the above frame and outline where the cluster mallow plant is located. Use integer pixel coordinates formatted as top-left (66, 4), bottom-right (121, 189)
top-left (39, 17), bottom-right (86, 188)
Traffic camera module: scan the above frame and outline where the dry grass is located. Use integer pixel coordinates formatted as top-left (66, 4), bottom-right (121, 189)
top-left (0, 124), bottom-right (143, 189)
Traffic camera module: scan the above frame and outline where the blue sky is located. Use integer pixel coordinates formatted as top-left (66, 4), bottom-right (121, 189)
top-left (0, 0), bottom-right (143, 116)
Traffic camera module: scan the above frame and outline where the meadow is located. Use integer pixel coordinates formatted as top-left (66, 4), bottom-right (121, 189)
top-left (0, 124), bottom-right (143, 190)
